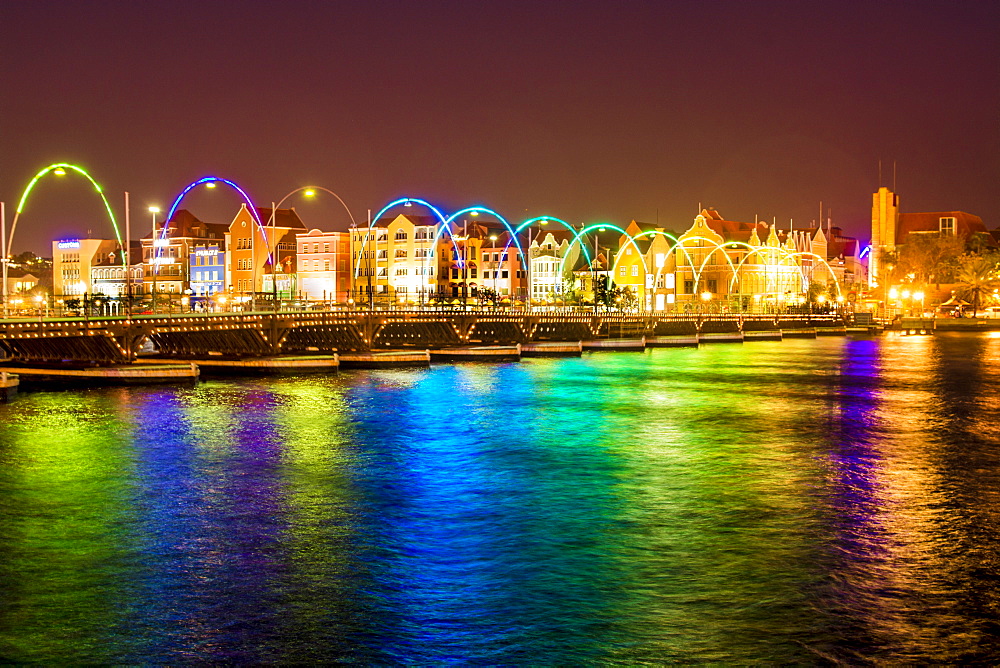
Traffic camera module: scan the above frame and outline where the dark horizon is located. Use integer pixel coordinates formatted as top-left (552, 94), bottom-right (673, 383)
top-left (3, 0), bottom-right (998, 255)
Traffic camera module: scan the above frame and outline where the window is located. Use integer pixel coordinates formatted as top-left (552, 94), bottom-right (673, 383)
top-left (665, 273), bottom-right (675, 289)
top-left (324, 260), bottom-right (330, 271)
top-left (940, 217), bottom-right (956, 235)
top-left (619, 266), bottom-right (626, 277)
top-left (502, 270), bottom-right (509, 279)
top-left (631, 265), bottom-right (638, 277)
top-left (395, 230), bottom-right (407, 240)
top-left (684, 280), bottom-right (694, 294)
top-left (707, 279), bottom-right (717, 293)
top-left (395, 249), bottom-right (407, 258)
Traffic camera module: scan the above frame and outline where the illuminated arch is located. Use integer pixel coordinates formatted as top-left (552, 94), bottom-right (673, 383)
top-left (352, 197), bottom-right (457, 282)
top-left (504, 216), bottom-right (592, 268)
top-left (438, 206), bottom-right (530, 276)
top-left (562, 223), bottom-right (647, 280)
top-left (630, 230), bottom-right (701, 306)
top-left (162, 175), bottom-right (271, 265)
top-left (728, 243), bottom-right (798, 295)
top-left (784, 251), bottom-right (844, 296)
top-left (8, 163), bottom-right (124, 267)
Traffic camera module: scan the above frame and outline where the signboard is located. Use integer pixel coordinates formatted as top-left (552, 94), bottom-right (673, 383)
top-left (57, 241), bottom-right (81, 249)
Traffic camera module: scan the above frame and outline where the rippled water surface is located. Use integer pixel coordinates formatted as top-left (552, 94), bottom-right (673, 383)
top-left (1, 333), bottom-right (998, 663)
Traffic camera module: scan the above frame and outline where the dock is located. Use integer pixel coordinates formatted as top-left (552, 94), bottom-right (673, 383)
top-left (1, 371), bottom-right (18, 401)
top-left (780, 328), bottom-right (818, 339)
top-left (339, 350), bottom-right (431, 368)
top-left (646, 334), bottom-right (699, 347)
top-left (189, 354), bottom-right (340, 375)
top-left (742, 330), bottom-right (782, 341)
top-left (698, 331), bottom-right (744, 343)
top-left (521, 341), bottom-right (583, 357)
top-left (1, 362), bottom-right (199, 387)
top-left (429, 345), bottom-right (522, 362)
top-left (582, 337), bottom-right (647, 351)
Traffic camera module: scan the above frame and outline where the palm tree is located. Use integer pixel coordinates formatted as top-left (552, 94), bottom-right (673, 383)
top-left (953, 254), bottom-right (1000, 316)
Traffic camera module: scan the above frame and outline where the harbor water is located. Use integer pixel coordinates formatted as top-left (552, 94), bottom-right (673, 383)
top-left (0, 333), bottom-right (998, 663)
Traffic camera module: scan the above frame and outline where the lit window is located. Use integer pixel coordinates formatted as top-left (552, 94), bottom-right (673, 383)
top-left (940, 217), bottom-right (956, 235)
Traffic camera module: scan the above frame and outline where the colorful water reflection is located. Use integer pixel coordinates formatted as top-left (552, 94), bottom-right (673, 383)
top-left (0, 335), bottom-right (997, 663)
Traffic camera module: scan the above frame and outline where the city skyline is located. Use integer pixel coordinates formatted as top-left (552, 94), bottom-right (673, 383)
top-left (3, 1), bottom-right (998, 255)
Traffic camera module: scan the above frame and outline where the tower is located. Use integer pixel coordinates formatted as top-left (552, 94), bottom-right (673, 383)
top-left (870, 187), bottom-right (899, 287)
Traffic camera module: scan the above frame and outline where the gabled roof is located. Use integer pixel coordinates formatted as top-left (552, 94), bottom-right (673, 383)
top-left (897, 211), bottom-right (988, 244)
top-left (153, 209), bottom-right (229, 239)
top-left (255, 207), bottom-right (306, 230)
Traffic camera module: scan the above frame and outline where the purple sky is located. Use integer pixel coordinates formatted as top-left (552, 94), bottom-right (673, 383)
top-left (2, 0), bottom-right (998, 254)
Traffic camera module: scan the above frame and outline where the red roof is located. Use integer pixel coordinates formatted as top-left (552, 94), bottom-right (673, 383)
top-left (255, 207), bottom-right (306, 230)
top-left (897, 211), bottom-right (987, 244)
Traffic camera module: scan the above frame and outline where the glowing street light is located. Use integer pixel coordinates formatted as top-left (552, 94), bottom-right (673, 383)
top-left (149, 206), bottom-right (161, 311)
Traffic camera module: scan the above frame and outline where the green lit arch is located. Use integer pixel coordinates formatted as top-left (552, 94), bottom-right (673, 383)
top-left (9, 163), bottom-right (124, 268)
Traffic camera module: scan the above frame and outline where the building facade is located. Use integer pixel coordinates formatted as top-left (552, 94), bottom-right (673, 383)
top-left (296, 228), bottom-right (350, 303)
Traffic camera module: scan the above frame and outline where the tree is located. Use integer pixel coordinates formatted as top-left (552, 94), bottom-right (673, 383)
top-left (953, 253), bottom-right (1000, 316)
top-left (477, 286), bottom-right (499, 308)
top-left (617, 286), bottom-right (638, 311)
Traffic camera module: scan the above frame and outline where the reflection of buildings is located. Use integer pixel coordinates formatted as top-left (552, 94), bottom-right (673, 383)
top-left (870, 186), bottom-right (989, 288)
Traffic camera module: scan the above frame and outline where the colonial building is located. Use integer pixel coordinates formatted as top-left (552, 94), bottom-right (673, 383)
top-left (52, 238), bottom-right (122, 297)
top-left (189, 241), bottom-right (226, 299)
top-left (91, 241), bottom-right (142, 299)
top-left (146, 209), bottom-right (228, 299)
top-left (296, 228), bottom-right (350, 303)
top-left (480, 231), bottom-right (527, 301)
top-left (350, 214), bottom-right (441, 305)
top-left (528, 230), bottom-right (581, 304)
top-left (227, 205), bottom-right (305, 300)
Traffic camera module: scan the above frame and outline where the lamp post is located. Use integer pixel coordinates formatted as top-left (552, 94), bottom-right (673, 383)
top-left (266, 185), bottom-right (357, 309)
top-left (148, 206), bottom-right (160, 313)
top-left (1, 201), bottom-right (7, 319)
top-left (489, 234), bottom-right (498, 308)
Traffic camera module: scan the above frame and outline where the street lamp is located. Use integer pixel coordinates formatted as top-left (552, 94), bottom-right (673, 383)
top-left (149, 206), bottom-right (160, 313)
top-left (489, 234), bottom-right (498, 308)
top-left (269, 186), bottom-right (357, 311)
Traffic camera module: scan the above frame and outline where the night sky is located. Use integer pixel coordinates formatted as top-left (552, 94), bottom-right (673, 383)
top-left (3, 0), bottom-right (998, 255)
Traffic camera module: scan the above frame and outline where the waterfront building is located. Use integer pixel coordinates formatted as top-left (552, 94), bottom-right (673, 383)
top-left (667, 210), bottom-right (801, 311)
top-left (188, 241), bottom-right (225, 299)
top-left (870, 186), bottom-right (990, 288)
top-left (145, 209), bottom-right (228, 300)
top-left (528, 230), bottom-right (580, 304)
top-left (296, 228), bottom-right (350, 303)
top-left (612, 221), bottom-right (653, 308)
top-left (91, 242), bottom-right (143, 299)
top-left (52, 238), bottom-right (122, 297)
top-left (227, 205), bottom-right (305, 301)
top-left (350, 214), bottom-right (441, 305)
top-left (480, 231), bottom-right (527, 302)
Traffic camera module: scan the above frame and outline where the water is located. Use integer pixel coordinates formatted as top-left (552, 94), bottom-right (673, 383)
top-left (1, 333), bottom-right (998, 664)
